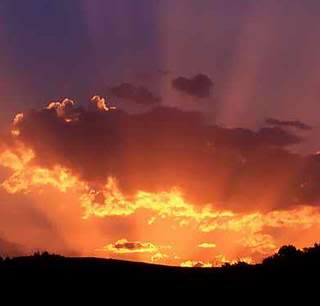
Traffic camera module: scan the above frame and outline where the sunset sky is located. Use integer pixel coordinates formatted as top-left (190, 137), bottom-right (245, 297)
top-left (1, 0), bottom-right (320, 267)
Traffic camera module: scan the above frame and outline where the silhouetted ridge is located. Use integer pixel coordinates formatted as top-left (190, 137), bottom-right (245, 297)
top-left (1, 244), bottom-right (320, 281)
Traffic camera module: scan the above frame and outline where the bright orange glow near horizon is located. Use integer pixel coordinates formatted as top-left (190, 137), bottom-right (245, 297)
top-left (1, 124), bottom-right (320, 267)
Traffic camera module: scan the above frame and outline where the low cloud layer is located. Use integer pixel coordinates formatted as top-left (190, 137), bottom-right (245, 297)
top-left (266, 118), bottom-right (312, 131)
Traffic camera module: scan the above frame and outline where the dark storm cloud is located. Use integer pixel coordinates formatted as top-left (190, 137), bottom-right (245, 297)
top-left (172, 74), bottom-right (214, 98)
top-left (9, 97), bottom-right (320, 211)
top-left (266, 118), bottom-right (312, 131)
top-left (110, 83), bottom-right (161, 105)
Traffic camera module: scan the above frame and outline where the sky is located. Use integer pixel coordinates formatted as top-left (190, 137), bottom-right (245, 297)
top-left (1, 0), bottom-right (320, 267)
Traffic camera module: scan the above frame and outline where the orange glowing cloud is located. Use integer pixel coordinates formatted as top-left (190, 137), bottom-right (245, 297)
top-left (198, 242), bottom-right (216, 249)
top-left (47, 99), bottom-right (76, 118)
top-left (11, 113), bottom-right (24, 136)
top-left (0, 147), bottom-right (80, 194)
top-left (91, 95), bottom-right (116, 112)
top-left (2, 144), bottom-right (320, 265)
top-left (79, 179), bottom-right (320, 260)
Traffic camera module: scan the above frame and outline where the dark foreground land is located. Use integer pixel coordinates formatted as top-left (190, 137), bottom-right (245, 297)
top-left (1, 244), bottom-right (320, 282)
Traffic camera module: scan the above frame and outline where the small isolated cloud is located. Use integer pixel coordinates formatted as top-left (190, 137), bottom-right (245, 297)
top-left (266, 118), bottom-right (312, 130)
top-left (198, 242), bottom-right (216, 249)
top-left (172, 74), bottom-right (214, 98)
top-left (110, 83), bottom-right (161, 105)
top-left (104, 239), bottom-right (158, 254)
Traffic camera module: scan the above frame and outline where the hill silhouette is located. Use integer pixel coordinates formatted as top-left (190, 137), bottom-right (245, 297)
top-left (1, 243), bottom-right (320, 282)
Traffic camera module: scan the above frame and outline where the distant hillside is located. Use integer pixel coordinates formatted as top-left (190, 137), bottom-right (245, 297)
top-left (1, 244), bottom-right (320, 281)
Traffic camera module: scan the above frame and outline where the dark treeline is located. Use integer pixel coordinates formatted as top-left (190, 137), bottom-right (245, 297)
top-left (1, 243), bottom-right (320, 282)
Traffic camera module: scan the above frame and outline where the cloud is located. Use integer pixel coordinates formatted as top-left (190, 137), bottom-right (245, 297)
top-left (266, 118), bottom-right (312, 130)
top-left (2, 148), bottom-right (320, 263)
top-left (110, 83), bottom-right (161, 105)
top-left (172, 74), bottom-right (214, 98)
top-left (104, 239), bottom-right (158, 254)
top-left (151, 252), bottom-right (169, 263)
top-left (198, 242), bottom-right (216, 249)
top-left (4, 96), bottom-right (319, 212)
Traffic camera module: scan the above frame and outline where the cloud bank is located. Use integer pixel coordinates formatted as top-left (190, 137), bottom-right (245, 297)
top-left (7, 96), bottom-right (319, 211)
top-left (1, 96), bottom-right (319, 265)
